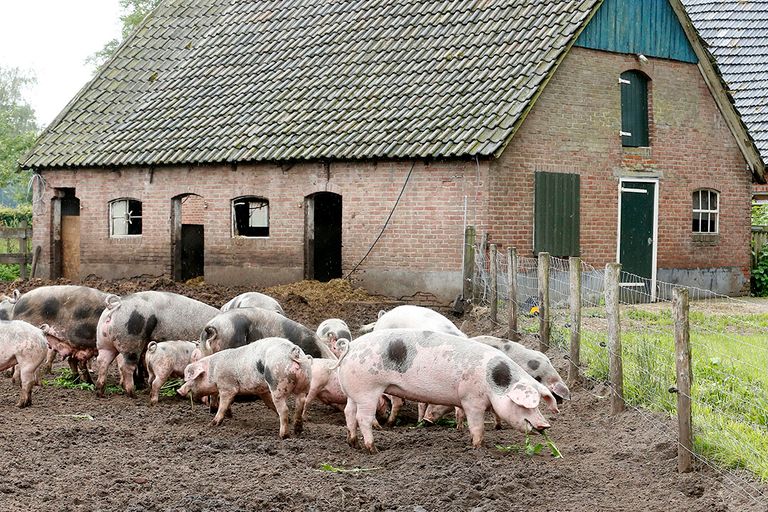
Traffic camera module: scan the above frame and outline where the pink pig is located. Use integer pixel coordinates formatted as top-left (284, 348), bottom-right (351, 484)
top-left (0, 321), bottom-right (48, 407)
top-left (337, 329), bottom-right (556, 453)
top-left (177, 337), bottom-right (311, 438)
top-left (145, 340), bottom-right (197, 405)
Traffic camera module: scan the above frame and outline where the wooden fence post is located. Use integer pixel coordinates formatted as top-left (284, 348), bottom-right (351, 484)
top-left (538, 252), bottom-right (550, 352)
top-left (462, 226), bottom-right (476, 306)
top-left (568, 256), bottom-right (582, 386)
top-left (489, 244), bottom-right (498, 323)
top-left (673, 287), bottom-right (693, 473)
top-left (605, 262), bottom-right (625, 414)
top-left (19, 221), bottom-right (28, 280)
top-left (508, 247), bottom-right (519, 340)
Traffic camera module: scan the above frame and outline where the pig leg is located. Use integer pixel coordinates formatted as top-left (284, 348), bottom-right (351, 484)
top-left (41, 349), bottom-right (56, 375)
top-left (455, 407), bottom-right (466, 431)
top-left (149, 367), bottom-right (170, 406)
top-left (385, 395), bottom-right (405, 427)
top-left (356, 396), bottom-right (382, 454)
top-left (78, 359), bottom-right (93, 384)
top-left (417, 402), bottom-right (427, 422)
top-left (67, 358), bottom-right (82, 383)
top-left (461, 402), bottom-right (487, 448)
top-left (271, 393), bottom-right (292, 439)
top-left (17, 357), bottom-right (44, 408)
top-left (117, 353), bottom-right (141, 398)
top-left (95, 347), bottom-right (119, 397)
top-left (344, 400), bottom-right (359, 448)
top-left (292, 392), bottom-right (307, 436)
top-left (493, 411), bottom-right (502, 430)
top-left (212, 390), bottom-right (237, 426)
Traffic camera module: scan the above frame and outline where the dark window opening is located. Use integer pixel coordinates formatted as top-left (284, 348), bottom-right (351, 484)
top-left (233, 197), bottom-right (269, 237)
top-left (692, 189), bottom-right (719, 234)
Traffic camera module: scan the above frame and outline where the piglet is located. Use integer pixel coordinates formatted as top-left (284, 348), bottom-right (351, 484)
top-left (0, 321), bottom-right (48, 407)
top-left (360, 305), bottom-right (467, 338)
top-left (337, 329), bottom-right (556, 453)
top-left (178, 337), bottom-right (312, 438)
top-left (145, 340), bottom-right (197, 405)
top-left (315, 318), bottom-right (351, 356)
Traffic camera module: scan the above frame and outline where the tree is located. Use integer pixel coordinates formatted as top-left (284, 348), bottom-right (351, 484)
top-left (0, 66), bottom-right (38, 206)
top-left (87, 0), bottom-right (163, 69)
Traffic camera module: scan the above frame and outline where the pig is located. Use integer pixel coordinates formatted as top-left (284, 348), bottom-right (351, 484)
top-left (12, 285), bottom-right (110, 383)
top-left (361, 305), bottom-right (467, 338)
top-left (336, 329), bottom-right (557, 453)
top-left (145, 340), bottom-right (197, 405)
top-left (0, 290), bottom-right (18, 320)
top-left (301, 354), bottom-right (390, 424)
top-left (220, 292), bottom-right (285, 316)
top-left (177, 337), bottom-right (312, 438)
top-left (0, 320), bottom-right (49, 407)
top-left (316, 318), bottom-right (351, 356)
top-left (95, 291), bottom-right (219, 398)
top-left (425, 335), bottom-right (572, 427)
top-left (200, 307), bottom-right (336, 359)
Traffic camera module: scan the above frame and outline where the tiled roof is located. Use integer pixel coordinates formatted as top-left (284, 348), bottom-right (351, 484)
top-left (21, 0), bottom-right (599, 169)
top-left (682, 0), bottom-right (768, 166)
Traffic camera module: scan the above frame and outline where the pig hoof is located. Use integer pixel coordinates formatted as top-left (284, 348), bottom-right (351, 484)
top-left (16, 400), bottom-right (31, 408)
top-left (293, 423), bottom-right (304, 435)
top-left (365, 444), bottom-right (379, 455)
top-left (346, 434), bottom-right (358, 449)
top-left (279, 432), bottom-right (291, 439)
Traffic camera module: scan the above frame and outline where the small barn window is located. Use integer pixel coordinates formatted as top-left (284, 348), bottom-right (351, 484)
top-left (109, 199), bottom-right (142, 236)
top-left (233, 197), bottom-right (269, 237)
top-left (692, 189), bottom-right (719, 234)
top-left (620, 70), bottom-right (649, 147)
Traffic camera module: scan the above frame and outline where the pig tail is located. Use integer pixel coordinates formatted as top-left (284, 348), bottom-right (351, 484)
top-left (330, 338), bottom-right (351, 370)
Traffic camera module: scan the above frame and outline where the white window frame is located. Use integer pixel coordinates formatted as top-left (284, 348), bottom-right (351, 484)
top-left (692, 189), bottom-right (719, 234)
top-left (109, 198), bottom-right (142, 237)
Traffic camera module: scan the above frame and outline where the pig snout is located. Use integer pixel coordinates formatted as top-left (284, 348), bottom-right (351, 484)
top-left (177, 382), bottom-right (191, 397)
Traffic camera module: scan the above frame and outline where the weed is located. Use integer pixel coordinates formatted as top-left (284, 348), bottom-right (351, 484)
top-left (318, 463), bottom-right (380, 473)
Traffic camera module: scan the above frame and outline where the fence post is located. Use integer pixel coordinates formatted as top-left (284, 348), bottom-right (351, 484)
top-left (473, 232), bottom-right (488, 303)
top-left (568, 256), bottom-right (582, 386)
top-left (19, 221), bottom-right (28, 280)
top-left (538, 252), bottom-right (550, 352)
top-left (462, 226), bottom-right (476, 306)
top-left (489, 244), bottom-right (498, 323)
top-left (507, 247), bottom-right (519, 340)
top-left (673, 287), bottom-right (693, 473)
top-left (605, 262), bottom-right (625, 414)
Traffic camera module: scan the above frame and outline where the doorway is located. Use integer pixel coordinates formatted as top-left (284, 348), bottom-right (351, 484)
top-left (304, 192), bottom-right (342, 282)
top-left (171, 194), bottom-right (205, 281)
top-left (617, 179), bottom-right (658, 302)
top-left (52, 188), bottom-right (80, 280)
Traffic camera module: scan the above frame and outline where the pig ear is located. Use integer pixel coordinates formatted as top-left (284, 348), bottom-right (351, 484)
top-left (201, 326), bottom-right (217, 344)
top-left (508, 382), bottom-right (540, 409)
top-left (11, 289), bottom-right (20, 303)
top-left (185, 364), bottom-right (205, 381)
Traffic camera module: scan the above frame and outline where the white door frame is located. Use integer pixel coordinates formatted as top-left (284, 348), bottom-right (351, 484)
top-left (616, 177), bottom-right (659, 302)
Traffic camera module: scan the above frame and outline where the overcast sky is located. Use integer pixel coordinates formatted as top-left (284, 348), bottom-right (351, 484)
top-left (0, 1), bottom-right (122, 128)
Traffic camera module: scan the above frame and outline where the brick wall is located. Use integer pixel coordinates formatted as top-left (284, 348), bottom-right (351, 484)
top-left (487, 47), bottom-right (752, 292)
top-left (31, 46), bottom-right (752, 297)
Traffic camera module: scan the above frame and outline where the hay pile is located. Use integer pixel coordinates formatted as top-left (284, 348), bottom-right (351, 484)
top-left (265, 278), bottom-right (380, 306)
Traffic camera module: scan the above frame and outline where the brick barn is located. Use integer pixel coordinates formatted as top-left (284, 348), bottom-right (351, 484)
top-left (21, 0), bottom-right (765, 301)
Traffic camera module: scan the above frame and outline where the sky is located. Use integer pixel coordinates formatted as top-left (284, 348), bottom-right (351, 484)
top-left (0, 1), bottom-right (123, 128)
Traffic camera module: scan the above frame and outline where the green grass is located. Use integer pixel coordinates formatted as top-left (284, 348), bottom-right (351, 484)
top-left (43, 367), bottom-right (124, 395)
top-left (577, 307), bottom-right (768, 481)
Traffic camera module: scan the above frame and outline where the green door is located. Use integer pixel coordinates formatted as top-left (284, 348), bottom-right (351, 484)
top-left (619, 181), bottom-right (656, 302)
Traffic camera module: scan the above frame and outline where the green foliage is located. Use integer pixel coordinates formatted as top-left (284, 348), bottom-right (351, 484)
top-left (496, 432), bottom-right (562, 458)
top-left (87, 0), bottom-right (163, 69)
top-left (318, 463), bottom-right (380, 473)
top-left (43, 367), bottom-right (123, 395)
top-left (0, 204), bottom-right (32, 227)
top-left (0, 67), bottom-right (38, 206)
top-left (160, 377), bottom-right (183, 397)
top-left (752, 205), bottom-right (768, 226)
top-left (751, 246), bottom-right (768, 297)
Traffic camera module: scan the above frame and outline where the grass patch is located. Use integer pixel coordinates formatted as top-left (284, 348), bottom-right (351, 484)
top-left (43, 367), bottom-right (124, 395)
top-left (577, 306), bottom-right (768, 481)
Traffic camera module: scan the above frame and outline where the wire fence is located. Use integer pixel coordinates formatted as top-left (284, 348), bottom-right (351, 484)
top-left (470, 242), bottom-right (768, 504)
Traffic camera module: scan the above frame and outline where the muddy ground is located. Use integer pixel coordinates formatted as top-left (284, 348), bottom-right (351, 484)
top-left (0, 278), bottom-right (766, 512)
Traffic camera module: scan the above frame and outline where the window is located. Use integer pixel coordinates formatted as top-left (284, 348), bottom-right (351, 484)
top-left (233, 196), bottom-right (269, 237)
top-left (109, 199), bottom-right (142, 236)
top-left (620, 70), bottom-right (649, 147)
top-left (692, 189), bottom-right (719, 234)
top-left (534, 172), bottom-right (580, 256)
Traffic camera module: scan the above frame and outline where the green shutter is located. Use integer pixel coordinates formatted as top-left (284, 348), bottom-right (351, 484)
top-left (534, 172), bottom-right (580, 257)
top-left (621, 71), bottom-right (649, 147)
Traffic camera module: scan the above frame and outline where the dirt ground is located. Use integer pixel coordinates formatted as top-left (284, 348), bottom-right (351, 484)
top-left (0, 278), bottom-right (766, 512)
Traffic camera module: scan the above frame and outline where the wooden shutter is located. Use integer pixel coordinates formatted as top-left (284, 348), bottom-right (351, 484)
top-left (534, 172), bottom-right (580, 256)
top-left (620, 70), bottom-right (649, 147)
